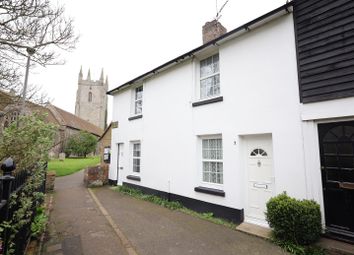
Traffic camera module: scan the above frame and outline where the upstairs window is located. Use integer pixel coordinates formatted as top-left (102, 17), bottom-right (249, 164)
top-left (202, 137), bottom-right (223, 184)
top-left (132, 142), bottom-right (141, 173)
top-left (134, 86), bottom-right (143, 115)
top-left (200, 54), bottom-right (220, 99)
top-left (88, 92), bottom-right (92, 102)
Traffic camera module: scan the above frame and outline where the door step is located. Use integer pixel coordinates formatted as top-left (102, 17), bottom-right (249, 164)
top-left (316, 238), bottom-right (354, 255)
top-left (236, 222), bottom-right (271, 239)
top-left (236, 222), bottom-right (354, 255)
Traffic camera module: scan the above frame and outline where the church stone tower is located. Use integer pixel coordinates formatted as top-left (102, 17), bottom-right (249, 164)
top-left (75, 67), bottom-right (108, 130)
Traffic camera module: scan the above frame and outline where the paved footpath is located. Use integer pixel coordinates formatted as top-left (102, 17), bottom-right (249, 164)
top-left (44, 170), bottom-right (287, 255)
top-left (43, 171), bottom-right (128, 255)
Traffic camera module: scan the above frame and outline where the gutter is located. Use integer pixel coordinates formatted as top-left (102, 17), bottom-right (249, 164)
top-left (107, 2), bottom-right (293, 95)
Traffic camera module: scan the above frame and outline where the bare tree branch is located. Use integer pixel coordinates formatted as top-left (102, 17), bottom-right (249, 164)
top-left (0, 0), bottom-right (78, 95)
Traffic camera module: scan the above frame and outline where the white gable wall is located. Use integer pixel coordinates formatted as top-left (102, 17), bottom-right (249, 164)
top-left (110, 14), bottom-right (310, 212)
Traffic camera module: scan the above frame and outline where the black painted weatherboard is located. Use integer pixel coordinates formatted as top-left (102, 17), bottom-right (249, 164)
top-left (293, 0), bottom-right (354, 103)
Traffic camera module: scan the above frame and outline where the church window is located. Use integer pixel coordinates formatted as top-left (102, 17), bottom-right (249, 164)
top-left (88, 92), bottom-right (93, 102)
top-left (10, 111), bottom-right (18, 122)
top-left (3, 111), bottom-right (19, 127)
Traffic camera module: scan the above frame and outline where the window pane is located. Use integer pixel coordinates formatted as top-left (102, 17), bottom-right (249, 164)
top-left (217, 162), bottom-right (223, 172)
top-left (202, 148), bottom-right (209, 159)
top-left (218, 173), bottom-right (223, 184)
top-left (213, 54), bottom-right (219, 73)
top-left (200, 75), bottom-right (220, 99)
top-left (209, 139), bottom-right (216, 149)
top-left (211, 172), bottom-right (217, 183)
top-left (202, 138), bottom-right (222, 160)
top-left (211, 149), bottom-right (217, 159)
top-left (203, 161), bottom-right (210, 172)
top-left (135, 86), bottom-right (143, 100)
top-left (200, 57), bottom-right (213, 78)
top-left (133, 143), bottom-right (141, 157)
top-left (200, 78), bottom-right (209, 99)
top-left (135, 100), bottom-right (142, 114)
top-left (203, 172), bottom-right (210, 183)
top-left (202, 139), bottom-right (208, 148)
top-left (133, 158), bottom-right (140, 173)
top-left (218, 139), bottom-right (223, 159)
top-left (210, 162), bottom-right (214, 172)
top-left (200, 54), bottom-right (219, 79)
top-left (213, 74), bottom-right (220, 95)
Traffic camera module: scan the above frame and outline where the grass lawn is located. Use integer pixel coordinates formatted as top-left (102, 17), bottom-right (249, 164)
top-left (48, 156), bottom-right (100, 176)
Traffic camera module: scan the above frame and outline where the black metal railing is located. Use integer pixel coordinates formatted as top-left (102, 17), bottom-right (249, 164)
top-left (0, 162), bottom-right (47, 255)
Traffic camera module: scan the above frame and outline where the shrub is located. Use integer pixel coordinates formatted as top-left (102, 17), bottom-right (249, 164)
top-left (266, 192), bottom-right (322, 245)
top-left (0, 113), bottom-right (56, 170)
top-left (273, 239), bottom-right (325, 255)
top-left (31, 206), bottom-right (48, 239)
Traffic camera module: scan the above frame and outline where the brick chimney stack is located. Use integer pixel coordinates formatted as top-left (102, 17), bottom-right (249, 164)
top-left (202, 20), bottom-right (227, 44)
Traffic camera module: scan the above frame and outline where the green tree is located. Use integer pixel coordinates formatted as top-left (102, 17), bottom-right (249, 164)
top-left (0, 113), bottom-right (56, 170)
top-left (65, 131), bottom-right (97, 158)
top-left (0, 113), bottom-right (56, 255)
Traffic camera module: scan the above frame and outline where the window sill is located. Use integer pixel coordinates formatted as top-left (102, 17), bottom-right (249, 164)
top-left (128, 114), bottom-right (143, 121)
top-left (126, 175), bottom-right (141, 181)
top-left (192, 96), bottom-right (223, 107)
top-left (194, 186), bottom-right (225, 197)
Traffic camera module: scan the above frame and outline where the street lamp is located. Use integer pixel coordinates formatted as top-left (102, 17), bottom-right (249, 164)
top-left (20, 47), bottom-right (36, 114)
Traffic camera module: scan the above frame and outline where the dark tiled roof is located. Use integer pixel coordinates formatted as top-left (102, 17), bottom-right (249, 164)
top-left (1, 90), bottom-right (103, 137)
top-left (98, 122), bottom-right (112, 141)
top-left (48, 105), bottom-right (103, 137)
top-left (0, 91), bottom-right (16, 111)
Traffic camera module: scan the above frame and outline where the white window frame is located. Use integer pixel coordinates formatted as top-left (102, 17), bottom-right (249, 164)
top-left (131, 141), bottom-right (141, 173)
top-left (199, 53), bottom-right (220, 100)
top-left (200, 135), bottom-right (223, 185)
top-left (133, 86), bottom-right (143, 115)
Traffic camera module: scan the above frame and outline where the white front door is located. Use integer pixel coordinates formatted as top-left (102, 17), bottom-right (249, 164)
top-left (245, 135), bottom-right (274, 225)
top-left (117, 143), bottom-right (124, 185)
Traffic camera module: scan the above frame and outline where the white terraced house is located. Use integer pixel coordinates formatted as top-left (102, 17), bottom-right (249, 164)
top-left (107, 0), bottom-right (354, 242)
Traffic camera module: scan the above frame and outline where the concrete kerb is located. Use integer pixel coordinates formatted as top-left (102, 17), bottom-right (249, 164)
top-left (87, 188), bottom-right (138, 255)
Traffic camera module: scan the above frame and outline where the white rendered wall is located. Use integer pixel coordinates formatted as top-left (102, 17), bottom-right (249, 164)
top-left (110, 14), bottom-right (309, 211)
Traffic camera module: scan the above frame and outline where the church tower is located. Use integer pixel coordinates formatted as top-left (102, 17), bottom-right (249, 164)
top-left (75, 67), bottom-right (108, 130)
